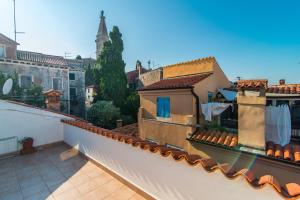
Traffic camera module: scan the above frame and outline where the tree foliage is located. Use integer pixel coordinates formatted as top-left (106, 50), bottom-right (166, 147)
top-left (0, 71), bottom-right (44, 107)
top-left (121, 92), bottom-right (140, 121)
top-left (87, 101), bottom-right (120, 129)
top-left (85, 64), bottom-right (95, 87)
top-left (94, 26), bottom-right (127, 108)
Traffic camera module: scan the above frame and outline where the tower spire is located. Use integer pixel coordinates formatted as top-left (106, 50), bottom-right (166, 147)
top-left (95, 10), bottom-right (109, 58)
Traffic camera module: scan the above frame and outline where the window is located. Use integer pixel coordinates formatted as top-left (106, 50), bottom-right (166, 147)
top-left (157, 97), bottom-right (170, 118)
top-left (208, 92), bottom-right (213, 102)
top-left (70, 87), bottom-right (77, 97)
top-left (69, 73), bottom-right (75, 80)
top-left (0, 46), bottom-right (5, 58)
top-left (52, 78), bottom-right (62, 91)
top-left (291, 101), bottom-right (300, 130)
top-left (20, 75), bottom-right (32, 88)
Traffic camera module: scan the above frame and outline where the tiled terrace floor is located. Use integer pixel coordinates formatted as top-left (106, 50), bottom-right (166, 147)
top-left (0, 144), bottom-right (146, 200)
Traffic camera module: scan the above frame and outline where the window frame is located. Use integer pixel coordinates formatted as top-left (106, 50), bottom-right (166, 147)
top-left (0, 45), bottom-right (6, 59)
top-left (69, 73), bottom-right (76, 81)
top-left (19, 74), bottom-right (33, 88)
top-left (208, 91), bottom-right (213, 102)
top-left (70, 87), bottom-right (77, 97)
top-left (52, 77), bottom-right (63, 91)
top-left (156, 96), bottom-right (170, 118)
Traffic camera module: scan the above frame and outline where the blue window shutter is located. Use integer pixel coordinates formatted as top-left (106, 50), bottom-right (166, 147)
top-left (165, 97), bottom-right (170, 117)
top-left (157, 97), bottom-right (170, 118)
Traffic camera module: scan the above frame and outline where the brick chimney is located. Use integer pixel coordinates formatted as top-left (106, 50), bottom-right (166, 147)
top-left (136, 60), bottom-right (142, 75)
top-left (279, 79), bottom-right (286, 85)
top-left (43, 90), bottom-right (62, 112)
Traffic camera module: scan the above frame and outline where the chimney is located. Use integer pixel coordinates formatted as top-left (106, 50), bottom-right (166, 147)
top-left (43, 90), bottom-right (62, 112)
top-left (279, 79), bottom-right (285, 85)
top-left (116, 119), bottom-right (123, 128)
top-left (136, 60), bottom-right (142, 75)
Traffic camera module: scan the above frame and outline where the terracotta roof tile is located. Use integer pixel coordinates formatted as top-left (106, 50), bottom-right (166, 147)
top-left (237, 79), bottom-right (268, 90)
top-left (267, 84), bottom-right (300, 94)
top-left (17, 50), bottom-right (67, 66)
top-left (138, 73), bottom-right (212, 91)
top-left (113, 123), bottom-right (138, 136)
top-left (192, 131), bottom-right (300, 164)
top-left (61, 120), bottom-right (300, 199)
top-left (266, 142), bottom-right (300, 163)
top-left (163, 56), bottom-right (216, 69)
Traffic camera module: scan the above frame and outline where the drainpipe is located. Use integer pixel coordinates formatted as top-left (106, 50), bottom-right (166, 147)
top-left (191, 87), bottom-right (200, 135)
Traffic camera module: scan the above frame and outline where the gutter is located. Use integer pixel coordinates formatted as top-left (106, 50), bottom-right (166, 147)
top-left (191, 87), bottom-right (200, 135)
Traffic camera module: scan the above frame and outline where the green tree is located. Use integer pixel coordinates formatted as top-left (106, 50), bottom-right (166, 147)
top-left (121, 92), bottom-right (140, 121)
top-left (85, 64), bottom-right (95, 87)
top-left (94, 26), bottom-right (127, 108)
top-left (24, 84), bottom-right (45, 108)
top-left (87, 101), bottom-right (120, 129)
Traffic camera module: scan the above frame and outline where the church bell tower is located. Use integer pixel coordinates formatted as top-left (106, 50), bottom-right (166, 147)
top-left (95, 10), bottom-right (109, 58)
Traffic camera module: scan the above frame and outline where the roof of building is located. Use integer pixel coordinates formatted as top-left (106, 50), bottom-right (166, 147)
top-left (17, 50), bottom-right (67, 66)
top-left (61, 119), bottom-right (300, 199)
top-left (190, 130), bottom-right (300, 164)
top-left (267, 84), bottom-right (300, 94)
top-left (113, 123), bottom-right (138, 136)
top-left (163, 56), bottom-right (217, 69)
top-left (0, 33), bottom-right (19, 46)
top-left (138, 73), bottom-right (212, 91)
top-left (65, 58), bottom-right (96, 69)
top-left (127, 68), bottom-right (148, 84)
top-left (237, 79), bottom-right (268, 90)
top-left (236, 79), bottom-right (300, 95)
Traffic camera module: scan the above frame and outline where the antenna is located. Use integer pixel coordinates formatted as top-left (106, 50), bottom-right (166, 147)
top-left (2, 78), bottom-right (13, 95)
top-left (13, 0), bottom-right (25, 42)
top-left (64, 52), bottom-right (72, 59)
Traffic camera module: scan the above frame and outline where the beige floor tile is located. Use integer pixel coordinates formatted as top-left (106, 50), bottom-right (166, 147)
top-left (129, 193), bottom-right (147, 200)
top-left (105, 185), bottom-right (136, 200)
top-left (93, 172), bottom-right (114, 186)
top-left (69, 174), bottom-right (90, 187)
top-left (80, 187), bottom-right (110, 200)
top-left (53, 188), bottom-right (82, 200)
top-left (76, 179), bottom-right (99, 195)
top-left (100, 179), bottom-right (125, 194)
top-left (50, 181), bottom-right (74, 196)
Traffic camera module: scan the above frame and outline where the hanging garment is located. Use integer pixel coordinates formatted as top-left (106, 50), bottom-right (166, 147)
top-left (265, 105), bottom-right (291, 146)
top-left (201, 103), bottom-right (232, 121)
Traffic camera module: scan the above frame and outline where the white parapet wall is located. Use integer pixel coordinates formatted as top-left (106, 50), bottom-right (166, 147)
top-left (0, 100), bottom-right (73, 147)
top-left (63, 124), bottom-right (282, 200)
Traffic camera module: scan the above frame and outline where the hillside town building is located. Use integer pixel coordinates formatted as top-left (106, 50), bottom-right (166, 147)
top-left (0, 33), bottom-right (85, 117)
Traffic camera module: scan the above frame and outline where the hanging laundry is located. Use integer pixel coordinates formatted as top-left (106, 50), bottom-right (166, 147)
top-left (265, 105), bottom-right (291, 146)
top-left (201, 103), bottom-right (232, 121)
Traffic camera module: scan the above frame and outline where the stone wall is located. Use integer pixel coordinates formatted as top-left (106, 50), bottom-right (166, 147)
top-left (0, 60), bottom-right (70, 113)
top-left (139, 68), bottom-right (162, 87)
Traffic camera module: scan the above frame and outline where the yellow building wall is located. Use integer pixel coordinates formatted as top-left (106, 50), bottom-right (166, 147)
top-left (138, 61), bottom-right (230, 150)
top-left (138, 89), bottom-right (195, 150)
top-left (193, 63), bottom-right (231, 103)
top-left (237, 95), bottom-right (266, 150)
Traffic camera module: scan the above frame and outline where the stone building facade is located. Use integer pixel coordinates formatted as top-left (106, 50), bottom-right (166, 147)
top-left (0, 33), bottom-right (85, 117)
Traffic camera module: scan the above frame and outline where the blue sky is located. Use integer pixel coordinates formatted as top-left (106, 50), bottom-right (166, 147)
top-left (1, 0), bottom-right (300, 83)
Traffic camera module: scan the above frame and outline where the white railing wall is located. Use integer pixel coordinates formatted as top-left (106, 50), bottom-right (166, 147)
top-left (0, 100), bottom-right (73, 147)
top-left (63, 124), bottom-right (281, 200)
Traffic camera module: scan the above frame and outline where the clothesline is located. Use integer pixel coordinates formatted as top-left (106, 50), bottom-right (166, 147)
top-left (201, 102), bottom-right (232, 121)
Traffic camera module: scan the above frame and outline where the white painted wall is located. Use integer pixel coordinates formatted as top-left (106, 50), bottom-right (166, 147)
top-left (63, 124), bottom-right (282, 200)
top-left (0, 100), bottom-right (73, 147)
